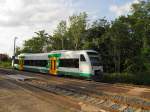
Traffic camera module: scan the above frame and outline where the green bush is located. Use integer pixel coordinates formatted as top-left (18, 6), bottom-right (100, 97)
top-left (101, 72), bottom-right (150, 85)
top-left (124, 56), bottom-right (146, 73)
top-left (144, 63), bottom-right (150, 70)
top-left (132, 72), bottom-right (150, 85)
top-left (0, 61), bottom-right (12, 69)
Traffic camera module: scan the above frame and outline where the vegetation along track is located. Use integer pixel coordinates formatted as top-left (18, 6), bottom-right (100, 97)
top-left (0, 68), bottom-right (150, 112)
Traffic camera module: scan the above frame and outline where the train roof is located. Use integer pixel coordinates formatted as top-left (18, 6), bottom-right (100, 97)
top-left (19, 50), bottom-right (97, 56)
top-left (18, 50), bottom-right (98, 59)
top-left (51, 50), bottom-right (97, 54)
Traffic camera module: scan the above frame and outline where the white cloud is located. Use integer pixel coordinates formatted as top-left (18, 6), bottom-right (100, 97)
top-left (109, 0), bottom-right (140, 16)
top-left (0, 0), bottom-right (77, 56)
top-left (0, 0), bottom-right (75, 27)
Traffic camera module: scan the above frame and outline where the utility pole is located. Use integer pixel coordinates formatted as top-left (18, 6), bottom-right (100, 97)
top-left (13, 37), bottom-right (18, 68)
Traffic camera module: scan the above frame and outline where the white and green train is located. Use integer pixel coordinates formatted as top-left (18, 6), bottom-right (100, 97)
top-left (13, 50), bottom-right (103, 79)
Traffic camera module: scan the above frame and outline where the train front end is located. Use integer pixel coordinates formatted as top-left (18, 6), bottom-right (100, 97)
top-left (85, 51), bottom-right (103, 80)
top-left (88, 52), bottom-right (103, 80)
top-left (79, 50), bottom-right (103, 80)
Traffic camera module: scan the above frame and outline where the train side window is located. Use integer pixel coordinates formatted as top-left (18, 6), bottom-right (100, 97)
top-left (80, 55), bottom-right (86, 61)
top-left (74, 59), bottom-right (79, 68)
top-left (24, 60), bottom-right (29, 65)
top-left (24, 60), bottom-right (47, 67)
top-left (59, 59), bottom-right (79, 68)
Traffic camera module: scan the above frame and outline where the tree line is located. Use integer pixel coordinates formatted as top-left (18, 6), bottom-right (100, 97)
top-left (16, 1), bottom-right (150, 73)
top-left (0, 54), bottom-right (10, 62)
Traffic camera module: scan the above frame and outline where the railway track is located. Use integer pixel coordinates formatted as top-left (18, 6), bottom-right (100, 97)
top-left (25, 78), bottom-right (150, 111)
top-left (0, 68), bottom-right (150, 112)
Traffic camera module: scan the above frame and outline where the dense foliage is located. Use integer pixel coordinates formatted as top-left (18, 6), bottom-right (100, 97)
top-left (17, 1), bottom-right (150, 73)
top-left (0, 54), bottom-right (9, 61)
top-left (0, 54), bottom-right (11, 68)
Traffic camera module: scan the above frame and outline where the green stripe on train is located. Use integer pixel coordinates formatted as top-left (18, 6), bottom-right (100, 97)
top-left (48, 53), bottom-right (61, 58)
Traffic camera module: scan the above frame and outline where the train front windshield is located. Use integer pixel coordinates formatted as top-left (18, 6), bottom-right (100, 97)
top-left (87, 52), bottom-right (101, 66)
top-left (89, 57), bottom-right (101, 66)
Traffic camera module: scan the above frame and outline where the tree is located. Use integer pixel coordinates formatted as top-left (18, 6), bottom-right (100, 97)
top-left (68, 12), bottom-right (87, 50)
top-left (131, 1), bottom-right (150, 61)
top-left (51, 12), bottom-right (88, 50)
top-left (21, 30), bottom-right (51, 53)
top-left (15, 47), bottom-right (22, 55)
top-left (82, 18), bottom-right (110, 49)
top-left (0, 54), bottom-right (9, 61)
top-left (52, 20), bottom-right (67, 50)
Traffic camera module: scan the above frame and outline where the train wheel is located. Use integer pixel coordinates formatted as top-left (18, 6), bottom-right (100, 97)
top-left (91, 71), bottom-right (103, 81)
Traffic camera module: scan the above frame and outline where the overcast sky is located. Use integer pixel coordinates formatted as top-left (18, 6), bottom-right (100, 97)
top-left (0, 0), bottom-right (139, 56)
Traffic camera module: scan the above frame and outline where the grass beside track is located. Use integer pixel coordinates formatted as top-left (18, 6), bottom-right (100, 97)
top-left (0, 61), bottom-right (12, 69)
top-left (101, 72), bottom-right (150, 85)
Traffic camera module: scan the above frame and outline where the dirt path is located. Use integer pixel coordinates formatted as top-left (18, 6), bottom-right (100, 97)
top-left (0, 78), bottom-right (79, 112)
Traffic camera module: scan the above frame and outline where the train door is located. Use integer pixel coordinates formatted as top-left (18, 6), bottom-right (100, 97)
top-left (19, 58), bottom-right (24, 70)
top-left (49, 57), bottom-right (57, 75)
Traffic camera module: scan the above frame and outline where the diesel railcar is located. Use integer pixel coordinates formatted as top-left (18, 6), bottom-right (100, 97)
top-left (13, 50), bottom-right (103, 79)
